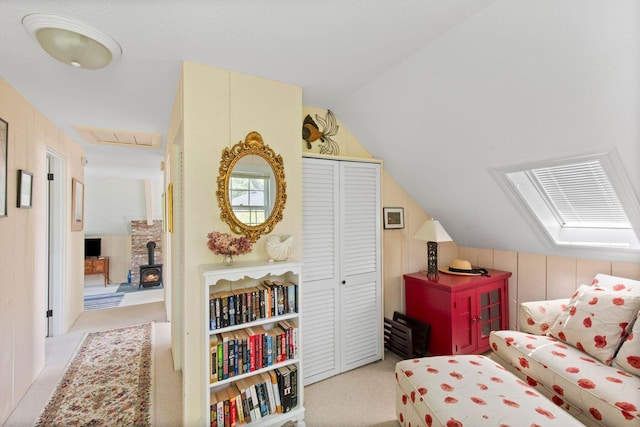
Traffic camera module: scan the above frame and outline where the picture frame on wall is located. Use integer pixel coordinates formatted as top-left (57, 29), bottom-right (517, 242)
top-left (17, 169), bottom-right (33, 208)
top-left (383, 207), bottom-right (404, 229)
top-left (167, 183), bottom-right (173, 233)
top-left (71, 178), bottom-right (84, 231)
top-left (0, 118), bottom-right (7, 217)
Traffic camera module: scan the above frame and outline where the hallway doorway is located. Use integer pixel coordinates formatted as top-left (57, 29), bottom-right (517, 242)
top-left (46, 151), bottom-right (64, 337)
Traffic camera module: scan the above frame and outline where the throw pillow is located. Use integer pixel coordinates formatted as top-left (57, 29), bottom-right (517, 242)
top-left (592, 273), bottom-right (640, 292)
top-left (613, 310), bottom-right (640, 376)
top-left (519, 299), bottom-right (569, 335)
top-left (548, 284), bottom-right (640, 365)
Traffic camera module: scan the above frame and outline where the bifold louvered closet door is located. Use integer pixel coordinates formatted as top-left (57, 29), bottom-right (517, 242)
top-left (301, 157), bottom-right (382, 386)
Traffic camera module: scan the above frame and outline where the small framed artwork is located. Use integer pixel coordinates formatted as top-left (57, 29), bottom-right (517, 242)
top-left (71, 178), bottom-right (84, 231)
top-left (17, 169), bottom-right (33, 208)
top-left (0, 118), bottom-right (7, 217)
top-left (167, 183), bottom-right (173, 233)
top-left (383, 207), bottom-right (404, 229)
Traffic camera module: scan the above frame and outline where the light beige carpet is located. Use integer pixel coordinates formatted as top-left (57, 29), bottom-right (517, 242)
top-left (302, 351), bottom-right (402, 426)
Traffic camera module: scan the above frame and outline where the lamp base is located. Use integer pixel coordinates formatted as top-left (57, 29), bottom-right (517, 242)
top-left (426, 241), bottom-right (439, 281)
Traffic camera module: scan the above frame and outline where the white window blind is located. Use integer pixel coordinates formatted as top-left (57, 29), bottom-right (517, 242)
top-left (530, 160), bottom-right (631, 229)
top-left (491, 149), bottom-right (640, 256)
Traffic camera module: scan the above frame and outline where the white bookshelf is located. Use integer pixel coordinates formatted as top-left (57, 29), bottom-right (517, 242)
top-left (201, 259), bottom-right (305, 426)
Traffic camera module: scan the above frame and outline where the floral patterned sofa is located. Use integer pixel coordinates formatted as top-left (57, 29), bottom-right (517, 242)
top-left (490, 274), bottom-right (640, 427)
top-left (395, 354), bottom-right (583, 426)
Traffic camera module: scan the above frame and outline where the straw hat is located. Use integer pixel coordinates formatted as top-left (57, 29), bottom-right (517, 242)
top-left (438, 259), bottom-right (489, 276)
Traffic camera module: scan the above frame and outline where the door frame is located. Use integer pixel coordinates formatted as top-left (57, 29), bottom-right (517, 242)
top-left (47, 150), bottom-right (65, 336)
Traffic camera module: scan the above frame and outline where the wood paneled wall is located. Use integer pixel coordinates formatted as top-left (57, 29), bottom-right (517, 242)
top-left (458, 247), bottom-right (640, 330)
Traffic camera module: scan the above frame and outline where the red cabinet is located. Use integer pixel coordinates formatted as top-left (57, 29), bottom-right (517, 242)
top-left (404, 269), bottom-right (511, 355)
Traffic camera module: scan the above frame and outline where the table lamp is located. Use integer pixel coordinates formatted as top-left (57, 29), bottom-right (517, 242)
top-left (413, 219), bottom-right (452, 280)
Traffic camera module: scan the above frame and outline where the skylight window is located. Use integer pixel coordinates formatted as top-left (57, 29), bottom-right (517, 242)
top-left (530, 161), bottom-right (631, 229)
top-left (492, 150), bottom-right (640, 255)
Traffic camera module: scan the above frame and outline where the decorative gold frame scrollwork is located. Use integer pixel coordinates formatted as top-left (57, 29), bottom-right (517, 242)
top-left (216, 131), bottom-right (287, 242)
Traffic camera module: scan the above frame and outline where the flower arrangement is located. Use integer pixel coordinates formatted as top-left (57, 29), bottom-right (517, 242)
top-left (206, 231), bottom-right (253, 256)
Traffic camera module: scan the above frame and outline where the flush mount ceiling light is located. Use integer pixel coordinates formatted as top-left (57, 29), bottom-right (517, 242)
top-left (22, 13), bottom-right (121, 70)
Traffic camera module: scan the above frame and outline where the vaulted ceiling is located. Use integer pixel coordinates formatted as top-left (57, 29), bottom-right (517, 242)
top-left (1, 0), bottom-right (638, 262)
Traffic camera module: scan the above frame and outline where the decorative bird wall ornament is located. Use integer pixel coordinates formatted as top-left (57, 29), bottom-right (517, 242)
top-left (302, 109), bottom-right (340, 155)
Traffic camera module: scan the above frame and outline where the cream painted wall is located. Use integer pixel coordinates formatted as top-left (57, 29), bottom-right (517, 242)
top-left (382, 170), bottom-right (459, 317)
top-left (0, 77), bottom-right (85, 424)
top-left (164, 72), bottom-right (183, 369)
top-left (102, 235), bottom-right (132, 284)
top-left (4, 54), bottom-right (634, 427)
top-left (82, 174), bottom-right (163, 284)
top-left (167, 72), bottom-right (640, 425)
top-left (84, 175), bottom-right (163, 236)
top-left (82, 235), bottom-right (131, 284)
top-left (302, 105), bottom-right (459, 318)
top-left (173, 62), bottom-right (302, 426)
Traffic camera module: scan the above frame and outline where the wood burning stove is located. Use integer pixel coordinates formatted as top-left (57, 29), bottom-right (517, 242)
top-left (139, 241), bottom-right (163, 288)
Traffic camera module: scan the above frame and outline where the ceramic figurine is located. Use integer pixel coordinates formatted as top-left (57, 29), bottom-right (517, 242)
top-left (265, 235), bottom-right (294, 262)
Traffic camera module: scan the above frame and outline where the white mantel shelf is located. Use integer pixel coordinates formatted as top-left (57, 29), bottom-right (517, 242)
top-left (199, 259), bottom-right (302, 286)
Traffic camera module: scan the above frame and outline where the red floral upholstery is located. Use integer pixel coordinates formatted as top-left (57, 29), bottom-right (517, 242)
top-left (592, 274), bottom-right (640, 291)
top-left (491, 274), bottom-right (640, 427)
top-left (519, 298), bottom-right (569, 336)
top-left (491, 330), bottom-right (640, 426)
top-left (395, 355), bottom-right (583, 427)
top-left (547, 285), bottom-right (640, 365)
top-left (613, 310), bottom-right (640, 376)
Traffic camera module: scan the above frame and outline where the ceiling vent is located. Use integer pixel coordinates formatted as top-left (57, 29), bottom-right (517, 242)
top-left (75, 125), bottom-right (161, 148)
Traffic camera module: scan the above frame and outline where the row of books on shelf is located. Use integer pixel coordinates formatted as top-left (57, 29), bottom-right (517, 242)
top-left (210, 320), bottom-right (298, 383)
top-left (211, 366), bottom-right (298, 427)
top-left (210, 280), bottom-right (298, 330)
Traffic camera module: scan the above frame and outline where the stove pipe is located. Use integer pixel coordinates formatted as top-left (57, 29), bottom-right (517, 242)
top-left (147, 241), bottom-right (156, 265)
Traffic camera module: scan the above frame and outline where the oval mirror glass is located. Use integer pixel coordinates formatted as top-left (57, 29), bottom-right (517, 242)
top-left (229, 154), bottom-right (276, 226)
top-left (217, 132), bottom-right (287, 242)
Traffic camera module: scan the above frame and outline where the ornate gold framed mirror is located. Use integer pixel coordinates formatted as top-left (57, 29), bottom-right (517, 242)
top-left (216, 131), bottom-right (287, 242)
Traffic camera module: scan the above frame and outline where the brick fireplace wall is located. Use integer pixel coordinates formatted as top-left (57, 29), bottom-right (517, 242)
top-left (130, 220), bottom-right (163, 285)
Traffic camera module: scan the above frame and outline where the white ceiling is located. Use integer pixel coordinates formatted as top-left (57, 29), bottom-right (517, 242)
top-left (0, 0), bottom-right (494, 177)
top-left (1, 0), bottom-right (638, 262)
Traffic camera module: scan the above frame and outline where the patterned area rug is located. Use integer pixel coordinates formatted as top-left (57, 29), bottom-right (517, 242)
top-left (36, 322), bottom-right (153, 426)
top-left (83, 292), bottom-right (125, 310)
